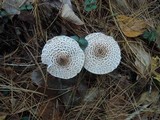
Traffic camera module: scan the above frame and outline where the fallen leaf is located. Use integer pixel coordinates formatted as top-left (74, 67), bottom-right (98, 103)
top-left (137, 90), bottom-right (159, 105)
top-left (60, 0), bottom-right (72, 9)
top-left (151, 56), bottom-right (160, 82)
top-left (83, 87), bottom-right (105, 102)
top-left (114, 0), bottom-right (130, 13)
top-left (0, 116), bottom-right (6, 120)
top-left (83, 87), bottom-right (99, 102)
top-left (117, 15), bottom-right (148, 37)
top-left (129, 43), bottom-right (151, 76)
top-left (30, 69), bottom-right (45, 87)
top-left (0, 112), bottom-right (7, 120)
top-left (2, 5), bottom-right (20, 15)
top-left (2, 0), bottom-right (33, 16)
top-left (30, 69), bottom-right (61, 91)
top-left (2, 0), bottom-right (26, 15)
top-left (3, 0), bottom-right (26, 8)
top-left (61, 4), bottom-right (84, 25)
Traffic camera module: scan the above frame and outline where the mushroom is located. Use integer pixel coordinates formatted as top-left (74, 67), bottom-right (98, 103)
top-left (84, 32), bottom-right (121, 74)
top-left (41, 36), bottom-right (85, 79)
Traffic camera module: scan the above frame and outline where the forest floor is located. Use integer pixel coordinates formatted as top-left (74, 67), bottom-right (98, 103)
top-left (0, 0), bottom-right (160, 120)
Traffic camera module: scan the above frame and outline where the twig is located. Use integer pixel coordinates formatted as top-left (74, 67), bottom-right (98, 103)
top-left (0, 85), bottom-right (46, 96)
top-left (1, 63), bottom-right (36, 67)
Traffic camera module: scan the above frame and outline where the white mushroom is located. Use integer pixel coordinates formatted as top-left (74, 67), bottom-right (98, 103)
top-left (41, 36), bottom-right (85, 79)
top-left (84, 32), bottom-right (121, 74)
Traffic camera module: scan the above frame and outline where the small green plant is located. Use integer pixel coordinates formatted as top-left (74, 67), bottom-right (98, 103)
top-left (21, 116), bottom-right (30, 120)
top-left (0, 4), bottom-right (33, 17)
top-left (19, 4), bottom-right (33, 11)
top-left (84, 0), bottom-right (97, 12)
top-left (143, 30), bottom-right (157, 43)
top-left (0, 10), bottom-right (8, 17)
top-left (1, 88), bottom-right (10, 96)
top-left (71, 35), bottom-right (88, 50)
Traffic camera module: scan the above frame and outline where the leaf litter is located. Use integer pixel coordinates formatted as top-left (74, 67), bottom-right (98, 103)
top-left (117, 15), bottom-right (148, 37)
top-left (0, 0), bottom-right (160, 120)
top-left (129, 43), bottom-right (151, 76)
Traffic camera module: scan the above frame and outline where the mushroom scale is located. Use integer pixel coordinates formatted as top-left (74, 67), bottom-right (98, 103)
top-left (84, 32), bottom-right (121, 74)
top-left (41, 36), bottom-right (85, 79)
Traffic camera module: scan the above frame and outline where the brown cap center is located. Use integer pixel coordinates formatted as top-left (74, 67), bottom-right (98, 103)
top-left (94, 44), bottom-right (108, 58)
top-left (56, 53), bottom-right (70, 66)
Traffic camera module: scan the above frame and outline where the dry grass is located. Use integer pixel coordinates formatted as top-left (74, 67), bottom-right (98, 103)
top-left (0, 0), bottom-right (160, 120)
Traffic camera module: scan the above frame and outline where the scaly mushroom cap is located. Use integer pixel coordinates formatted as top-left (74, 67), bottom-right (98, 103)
top-left (84, 32), bottom-right (121, 74)
top-left (41, 36), bottom-right (85, 79)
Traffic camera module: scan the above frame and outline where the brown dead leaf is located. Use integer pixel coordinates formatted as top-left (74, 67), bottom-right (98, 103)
top-left (114, 0), bottom-right (130, 13)
top-left (83, 87), bottom-right (105, 102)
top-left (0, 116), bottom-right (6, 120)
top-left (117, 15), bottom-right (148, 37)
top-left (0, 112), bottom-right (8, 120)
top-left (30, 69), bottom-right (45, 87)
top-left (137, 90), bottom-right (159, 105)
top-left (151, 56), bottom-right (160, 82)
top-left (2, 0), bottom-right (26, 15)
top-left (129, 43), bottom-right (151, 76)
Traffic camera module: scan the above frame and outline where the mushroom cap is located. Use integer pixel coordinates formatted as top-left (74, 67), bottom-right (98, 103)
top-left (41, 36), bottom-right (85, 79)
top-left (84, 32), bottom-right (121, 74)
